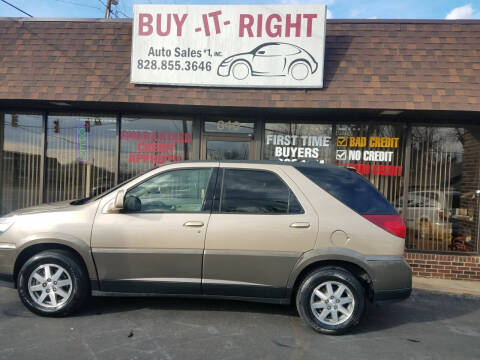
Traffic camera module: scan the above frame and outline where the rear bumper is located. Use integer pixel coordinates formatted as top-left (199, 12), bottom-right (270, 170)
top-left (366, 256), bottom-right (412, 302)
top-left (375, 288), bottom-right (412, 302)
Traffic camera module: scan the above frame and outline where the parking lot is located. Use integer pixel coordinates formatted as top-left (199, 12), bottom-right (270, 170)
top-left (0, 287), bottom-right (479, 360)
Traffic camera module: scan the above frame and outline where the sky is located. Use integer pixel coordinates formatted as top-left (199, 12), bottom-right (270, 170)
top-left (0, 0), bottom-right (480, 20)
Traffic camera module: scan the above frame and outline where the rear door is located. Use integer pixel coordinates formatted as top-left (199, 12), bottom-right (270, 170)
top-left (202, 164), bottom-right (318, 299)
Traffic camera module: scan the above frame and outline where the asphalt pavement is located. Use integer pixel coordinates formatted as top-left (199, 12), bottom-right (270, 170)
top-left (0, 287), bottom-right (479, 360)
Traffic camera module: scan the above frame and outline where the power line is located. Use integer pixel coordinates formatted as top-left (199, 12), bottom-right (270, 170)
top-left (0, 0), bottom-right (33, 17)
top-left (53, 0), bottom-right (102, 11)
top-left (111, 2), bottom-right (130, 18)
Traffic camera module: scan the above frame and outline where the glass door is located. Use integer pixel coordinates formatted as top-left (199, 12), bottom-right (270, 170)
top-left (201, 119), bottom-right (255, 160)
top-left (202, 135), bottom-right (254, 160)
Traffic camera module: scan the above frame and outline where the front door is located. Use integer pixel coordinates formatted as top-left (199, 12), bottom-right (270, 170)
top-left (91, 165), bottom-right (216, 294)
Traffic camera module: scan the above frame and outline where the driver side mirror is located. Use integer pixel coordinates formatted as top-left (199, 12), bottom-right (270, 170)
top-left (113, 190), bottom-right (125, 210)
top-left (257, 50), bottom-right (266, 55)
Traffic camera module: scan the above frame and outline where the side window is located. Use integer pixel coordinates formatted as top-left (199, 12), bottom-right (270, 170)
top-left (219, 169), bottom-right (304, 214)
top-left (257, 45), bottom-right (280, 56)
top-left (125, 168), bottom-right (213, 213)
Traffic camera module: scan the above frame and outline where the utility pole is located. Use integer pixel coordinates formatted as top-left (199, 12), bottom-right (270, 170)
top-left (104, 0), bottom-right (118, 19)
top-left (104, 0), bottom-right (112, 18)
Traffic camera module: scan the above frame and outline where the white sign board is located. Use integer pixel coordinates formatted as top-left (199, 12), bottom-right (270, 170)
top-left (131, 4), bottom-right (327, 88)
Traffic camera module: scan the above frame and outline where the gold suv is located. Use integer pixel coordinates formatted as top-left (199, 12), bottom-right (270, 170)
top-left (0, 161), bottom-right (411, 334)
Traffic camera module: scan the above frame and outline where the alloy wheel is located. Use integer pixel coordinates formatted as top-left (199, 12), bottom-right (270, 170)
top-left (27, 264), bottom-right (73, 308)
top-left (310, 280), bottom-right (355, 326)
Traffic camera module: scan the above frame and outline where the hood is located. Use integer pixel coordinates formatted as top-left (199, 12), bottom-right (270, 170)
top-left (222, 52), bottom-right (254, 63)
top-left (8, 200), bottom-right (77, 216)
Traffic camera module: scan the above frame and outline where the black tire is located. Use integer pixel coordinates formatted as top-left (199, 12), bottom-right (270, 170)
top-left (17, 250), bottom-right (90, 316)
top-left (296, 267), bottom-right (365, 335)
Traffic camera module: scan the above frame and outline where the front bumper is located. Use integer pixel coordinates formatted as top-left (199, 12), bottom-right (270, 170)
top-left (366, 256), bottom-right (412, 302)
top-left (217, 64), bottom-right (230, 77)
top-left (0, 273), bottom-right (14, 288)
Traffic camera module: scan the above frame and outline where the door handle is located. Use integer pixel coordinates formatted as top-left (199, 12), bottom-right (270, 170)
top-left (290, 222), bottom-right (310, 229)
top-left (183, 221), bottom-right (204, 227)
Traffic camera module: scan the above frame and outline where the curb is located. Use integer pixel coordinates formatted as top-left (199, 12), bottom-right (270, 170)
top-left (413, 277), bottom-right (480, 298)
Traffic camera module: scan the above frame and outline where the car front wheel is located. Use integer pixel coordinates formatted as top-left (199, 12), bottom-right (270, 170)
top-left (231, 61), bottom-right (250, 80)
top-left (17, 250), bottom-right (89, 316)
top-left (296, 267), bottom-right (365, 335)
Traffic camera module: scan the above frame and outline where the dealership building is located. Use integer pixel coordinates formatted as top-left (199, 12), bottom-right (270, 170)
top-left (0, 14), bottom-right (479, 281)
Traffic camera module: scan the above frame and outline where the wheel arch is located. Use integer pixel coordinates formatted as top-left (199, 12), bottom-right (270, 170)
top-left (288, 58), bottom-right (313, 73)
top-left (229, 59), bottom-right (252, 76)
top-left (13, 241), bottom-right (96, 289)
top-left (288, 254), bottom-right (375, 303)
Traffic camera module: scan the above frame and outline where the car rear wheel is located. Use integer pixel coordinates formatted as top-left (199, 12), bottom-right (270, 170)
top-left (17, 250), bottom-right (89, 316)
top-left (290, 61), bottom-right (310, 80)
top-left (296, 267), bottom-right (365, 335)
top-left (231, 61), bottom-right (250, 80)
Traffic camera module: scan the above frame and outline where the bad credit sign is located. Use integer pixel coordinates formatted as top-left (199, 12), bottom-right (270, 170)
top-left (131, 4), bottom-right (327, 88)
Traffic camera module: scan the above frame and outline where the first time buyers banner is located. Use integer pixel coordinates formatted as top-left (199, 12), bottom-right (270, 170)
top-left (131, 5), bottom-right (327, 88)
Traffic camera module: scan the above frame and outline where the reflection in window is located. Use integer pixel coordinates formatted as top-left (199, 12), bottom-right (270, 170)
top-left (120, 117), bottom-right (192, 182)
top-left (206, 140), bottom-right (249, 160)
top-left (406, 126), bottom-right (480, 253)
top-left (1, 114), bottom-right (43, 214)
top-left (45, 115), bottom-right (117, 202)
top-left (298, 165), bottom-right (396, 215)
top-left (126, 168), bottom-right (212, 213)
top-left (220, 169), bottom-right (303, 214)
top-left (264, 123), bottom-right (332, 164)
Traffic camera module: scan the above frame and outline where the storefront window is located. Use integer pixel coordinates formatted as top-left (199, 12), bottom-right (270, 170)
top-left (405, 126), bottom-right (480, 253)
top-left (119, 117), bottom-right (192, 182)
top-left (1, 114), bottom-right (43, 214)
top-left (264, 123), bottom-right (332, 163)
top-left (45, 114), bottom-right (117, 202)
top-left (335, 124), bottom-right (406, 205)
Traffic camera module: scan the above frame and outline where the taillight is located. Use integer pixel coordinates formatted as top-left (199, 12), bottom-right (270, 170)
top-left (362, 214), bottom-right (406, 238)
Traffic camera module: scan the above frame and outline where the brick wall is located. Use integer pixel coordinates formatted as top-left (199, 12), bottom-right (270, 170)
top-left (405, 252), bottom-right (480, 280)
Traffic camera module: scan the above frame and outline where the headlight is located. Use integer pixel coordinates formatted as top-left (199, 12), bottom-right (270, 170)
top-left (0, 216), bottom-right (15, 235)
top-left (221, 57), bottom-right (234, 65)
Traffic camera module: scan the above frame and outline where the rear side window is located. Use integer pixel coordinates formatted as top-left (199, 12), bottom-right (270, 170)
top-left (297, 166), bottom-right (396, 215)
top-left (219, 169), bottom-right (303, 214)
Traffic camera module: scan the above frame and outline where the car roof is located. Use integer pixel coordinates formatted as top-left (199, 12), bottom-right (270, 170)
top-left (166, 160), bottom-right (346, 171)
